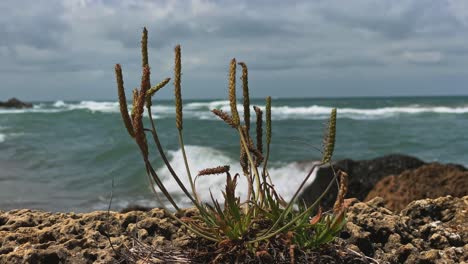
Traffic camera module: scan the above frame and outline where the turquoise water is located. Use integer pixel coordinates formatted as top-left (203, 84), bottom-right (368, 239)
top-left (0, 96), bottom-right (467, 212)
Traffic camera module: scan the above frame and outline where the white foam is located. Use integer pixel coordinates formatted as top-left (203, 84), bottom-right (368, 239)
top-left (0, 133), bottom-right (5, 143)
top-left (204, 101), bottom-right (468, 120)
top-left (65, 101), bottom-right (120, 113)
top-left (155, 145), bottom-right (318, 207)
top-left (0, 100), bottom-right (120, 114)
top-left (2, 99), bottom-right (467, 119)
top-left (0, 108), bottom-right (63, 114)
top-left (185, 100), bottom-right (230, 110)
top-left (53, 100), bottom-right (66, 107)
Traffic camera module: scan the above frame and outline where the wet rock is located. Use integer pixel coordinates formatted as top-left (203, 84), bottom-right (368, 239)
top-left (0, 98), bottom-right (33, 108)
top-left (365, 163), bottom-right (468, 211)
top-left (298, 154), bottom-right (425, 209)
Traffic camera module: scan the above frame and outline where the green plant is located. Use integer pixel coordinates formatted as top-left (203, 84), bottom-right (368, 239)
top-left (114, 27), bottom-right (347, 260)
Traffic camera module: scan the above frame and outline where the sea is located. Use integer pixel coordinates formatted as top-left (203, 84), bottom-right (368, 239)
top-left (0, 96), bottom-right (467, 212)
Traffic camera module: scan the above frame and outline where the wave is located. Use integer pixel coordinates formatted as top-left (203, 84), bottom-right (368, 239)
top-left (56, 101), bottom-right (120, 113)
top-left (185, 100), bottom-right (230, 110)
top-left (0, 108), bottom-right (63, 114)
top-left (0, 133), bottom-right (5, 143)
top-left (2, 99), bottom-right (467, 119)
top-left (207, 103), bottom-right (468, 120)
top-left (155, 145), bottom-right (319, 207)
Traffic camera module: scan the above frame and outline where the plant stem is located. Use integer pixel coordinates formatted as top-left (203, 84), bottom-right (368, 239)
top-left (262, 144), bottom-right (273, 185)
top-left (178, 130), bottom-right (200, 204)
top-left (238, 127), bottom-right (263, 205)
top-left (145, 161), bottom-right (180, 211)
top-left (163, 209), bottom-right (219, 242)
top-left (146, 106), bottom-right (198, 206)
top-left (262, 162), bottom-right (322, 235)
top-left (250, 170), bottom-right (338, 243)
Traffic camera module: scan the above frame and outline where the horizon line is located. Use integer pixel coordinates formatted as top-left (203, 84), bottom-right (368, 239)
top-left (9, 93), bottom-right (468, 103)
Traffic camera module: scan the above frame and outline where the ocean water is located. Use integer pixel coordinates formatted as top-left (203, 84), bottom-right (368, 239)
top-left (0, 96), bottom-right (467, 212)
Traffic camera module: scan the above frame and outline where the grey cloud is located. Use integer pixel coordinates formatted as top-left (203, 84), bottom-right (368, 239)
top-left (0, 1), bottom-right (68, 49)
top-left (107, 16), bottom-right (299, 50)
top-left (2, 0), bottom-right (468, 100)
top-left (319, 57), bottom-right (385, 68)
top-left (319, 1), bottom-right (464, 40)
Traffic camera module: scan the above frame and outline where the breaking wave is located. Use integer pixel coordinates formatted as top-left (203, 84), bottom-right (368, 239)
top-left (1, 100), bottom-right (467, 120)
top-left (155, 145), bottom-right (319, 207)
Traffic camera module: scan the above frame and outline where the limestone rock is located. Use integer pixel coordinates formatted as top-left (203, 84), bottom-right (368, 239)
top-left (342, 195), bottom-right (468, 263)
top-left (365, 163), bottom-right (468, 211)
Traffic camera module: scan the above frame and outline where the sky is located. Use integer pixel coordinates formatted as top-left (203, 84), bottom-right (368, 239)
top-left (1, 0), bottom-right (468, 101)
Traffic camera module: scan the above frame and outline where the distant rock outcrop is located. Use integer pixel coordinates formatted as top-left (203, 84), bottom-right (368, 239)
top-left (0, 98), bottom-right (33, 108)
top-left (365, 163), bottom-right (468, 211)
top-left (298, 154), bottom-right (426, 209)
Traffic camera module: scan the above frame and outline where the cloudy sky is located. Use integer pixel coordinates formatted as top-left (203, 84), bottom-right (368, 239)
top-left (1, 0), bottom-right (468, 101)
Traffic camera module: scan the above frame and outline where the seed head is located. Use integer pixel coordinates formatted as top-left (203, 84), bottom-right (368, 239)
top-left (212, 109), bottom-right (237, 128)
top-left (133, 65), bottom-right (151, 158)
top-left (238, 62), bottom-right (250, 131)
top-left (174, 45), bottom-right (183, 130)
top-left (198, 165), bottom-right (230, 176)
top-left (131, 88), bottom-right (139, 121)
top-left (228, 58), bottom-right (240, 127)
top-left (265, 96), bottom-right (272, 145)
top-left (115, 64), bottom-right (135, 138)
top-left (141, 27), bottom-right (149, 67)
top-left (146, 78), bottom-right (171, 107)
top-left (322, 108), bottom-right (337, 163)
top-left (333, 170), bottom-right (348, 214)
top-left (253, 106), bottom-right (263, 155)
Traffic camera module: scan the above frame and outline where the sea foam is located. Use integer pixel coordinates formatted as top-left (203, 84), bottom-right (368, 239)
top-left (155, 145), bottom-right (319, 207)
top-left (2, 99), bottom-right (467, 120)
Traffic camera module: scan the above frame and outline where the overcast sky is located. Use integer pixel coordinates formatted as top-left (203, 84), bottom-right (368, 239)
top-left (1, 0), bottom-right (468, 101)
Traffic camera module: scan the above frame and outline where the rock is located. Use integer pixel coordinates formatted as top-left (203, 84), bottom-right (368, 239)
top-left (1, 196), bottom-right (466, 263)
top-left (342, 195), bottom-right (468, 264)
top-left (365, 163), bottom-right (468, 211)
top-left (0, 209), bottom-right (191, 263)
top-left (0, 98), bottom-right (33, 108)
top-left (298, 154), bottom-right (426, 209)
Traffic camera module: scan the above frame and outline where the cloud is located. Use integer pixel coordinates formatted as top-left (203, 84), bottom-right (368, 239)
top-left (1, 0), bottom-right (468, 100)
top-left (0, 0), bottom-right (68, 50)
top-left (401, 51), bottom-right (443, 64)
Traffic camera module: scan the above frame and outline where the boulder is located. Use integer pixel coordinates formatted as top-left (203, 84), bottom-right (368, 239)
top-left (365, 163), bottom-right (468, 211)
top-left (298, 154), bottom-right (426, 209)
top-left (0, 98), bottom-right (33, 108)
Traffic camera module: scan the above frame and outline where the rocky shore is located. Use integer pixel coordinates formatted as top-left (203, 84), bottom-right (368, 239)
top-left (298, 154), bottom-right (467, 211)
top-left (0, 196), bottom-right (466, 263)
top-left (1, 155), bottom-right (467, 263)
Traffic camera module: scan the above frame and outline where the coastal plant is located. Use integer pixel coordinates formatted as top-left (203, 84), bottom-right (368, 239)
top-left (114, 27), bottom-right (347, 261)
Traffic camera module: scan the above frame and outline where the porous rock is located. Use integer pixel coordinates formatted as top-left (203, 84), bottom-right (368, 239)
top-left (342, 195), bottom-right (468, 264)
top-left (365, 163), bottom-right (468, 211)
top-left (0, 208), bottom-right (192, 263)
